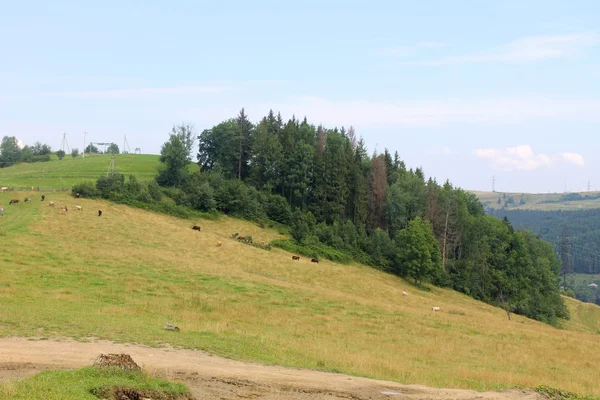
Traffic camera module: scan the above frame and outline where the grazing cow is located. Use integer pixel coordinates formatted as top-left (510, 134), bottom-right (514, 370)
top-left (402, 291), bottom-right (408, 297)
top-left (432, 306), bottom-right (441, 312)
top-left (217, 241), bottom-right (222, 247)
top-left (60, 206), bottom-right (68, 215)
top-left (75, 205), bottom-right (82, 211)
top-left (292, 256), bottom-right (300, 261)
top-left (0, 187), bottom-right (7, 192)
top-left (74, 192), bottom-right (80, 198)
top-left (24, 197), bottom-right (31, 203)
top-left (311, 258), bottom-right (319, 263)
top-left (49, 201), bottom-right (55, 207)
top-left (192, 225), bottom-right (201, 231)
top-left (0, 206), bottom-right (4, 216)
top-left (237, 236), bottom-right (246, 240)
top-left (98, 210), bottom-right (103, 217)
top-left (9, 199), bottom-right (19, 205)
top-left (41, 195), bottom-right (45, 201)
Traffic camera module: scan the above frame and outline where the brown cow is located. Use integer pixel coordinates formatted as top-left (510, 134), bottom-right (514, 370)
top-left (217, 241), bottom-right (222, 247)
top-left (9, 199), bottom-right (19, 205)
top-left (237, 236), bottom-right (246, 241)
top-left (311, 258), bottom-right (319, 263)
top-left (292, 256), bottom-right (300, 261)
top-left (192, 225), bottom-right (201, 231)
top-left (24, 197), bottom-right (32, 203)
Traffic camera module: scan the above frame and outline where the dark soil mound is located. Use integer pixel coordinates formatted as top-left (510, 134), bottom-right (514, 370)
top-left (93, 354), bottom-right (141, 372)
top-left (92, 386), bottom-right (195, 400)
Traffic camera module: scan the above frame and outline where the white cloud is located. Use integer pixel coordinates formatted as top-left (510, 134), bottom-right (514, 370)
top-left (249, 96), bottom-right (600, 128)
top-left (50, 86), bottom-right (231, 99)
top-left (403, 33), bottom-right (600, 65)
top-left (474, 145), bottom-right (585, 171)
top-left (561, 152), bottom-right (585, 166)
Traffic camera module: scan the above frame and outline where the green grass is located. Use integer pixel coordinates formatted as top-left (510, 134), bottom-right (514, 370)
top-left (471, 190), bottom-right (600, 211)
top-left (1, 192), bottom-right (600, 396)
top-left (0, 154), bottom-right (197, 189)
top-left (0, 367), bottom-right (190, 400)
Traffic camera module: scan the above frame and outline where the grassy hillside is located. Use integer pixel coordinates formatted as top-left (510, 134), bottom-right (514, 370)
top-left (0, 154), bottom-right (192, 189)
top-left (1, 191), bottom-right (599, 396)
top-left (472, 190), bottom-right (600, 211)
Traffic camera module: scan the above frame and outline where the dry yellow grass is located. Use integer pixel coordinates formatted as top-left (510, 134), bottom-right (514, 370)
top-left (1, 192), bottom-right (599, 396)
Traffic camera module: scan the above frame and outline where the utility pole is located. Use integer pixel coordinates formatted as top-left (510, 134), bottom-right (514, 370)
top-left (83, 131), bottom-right (88, 159)
top-left (492, 175), bottom-right (496, 192)
top-left (588, 180), bottom-right (591, 192)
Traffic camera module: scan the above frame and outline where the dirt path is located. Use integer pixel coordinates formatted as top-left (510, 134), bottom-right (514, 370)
top-left (0, 337), bottom-right (541, 400)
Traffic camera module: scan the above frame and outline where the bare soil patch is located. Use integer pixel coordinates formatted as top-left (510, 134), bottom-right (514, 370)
top-left (0, 337), bottom-right (543, 400)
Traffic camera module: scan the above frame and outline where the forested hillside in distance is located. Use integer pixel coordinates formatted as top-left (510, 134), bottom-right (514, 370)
top-left (489, 208), bottom-right (600, 275)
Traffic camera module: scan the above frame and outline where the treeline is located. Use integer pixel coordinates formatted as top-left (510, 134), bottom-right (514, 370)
top-left (0, 137), bottom-right (53, 166)
top-left (76, 112), bottom-right (568, 324)
top-left (490, 208), bottom-right (600, 274)
top-left (0, 135), bottom-right (123, 168)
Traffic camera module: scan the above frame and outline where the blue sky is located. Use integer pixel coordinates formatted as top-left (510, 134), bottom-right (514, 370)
top-left (1, 0), bottom-right (599, 193)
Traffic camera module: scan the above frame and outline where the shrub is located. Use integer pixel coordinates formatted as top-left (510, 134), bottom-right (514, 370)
top-left (147, 181), bottom-right (162, 202)
top-left (56, 150), bottom-right (66, 160)
top-left (96, 173), bottom-right (125, 198)
top-left (186, 182), bottom-right (216, 212)
top-left (71, 181), bottom-right (99, 198)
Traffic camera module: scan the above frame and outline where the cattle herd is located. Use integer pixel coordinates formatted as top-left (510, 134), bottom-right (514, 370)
top-left (0, 193), bottom-right (102, 218)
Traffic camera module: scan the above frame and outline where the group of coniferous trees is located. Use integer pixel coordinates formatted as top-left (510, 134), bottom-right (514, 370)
top-left (151, 109), bottom-right (568, 324)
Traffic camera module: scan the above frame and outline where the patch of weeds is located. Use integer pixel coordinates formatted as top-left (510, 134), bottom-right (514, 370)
top-left (448, 310), bottom-right (467, 316)
top-left (536, 385), bottom-right (597, 400)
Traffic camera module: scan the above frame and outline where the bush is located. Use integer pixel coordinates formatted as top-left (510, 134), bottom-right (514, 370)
top-left (264, 194), bottom-right (292, 225)
top-left (147, 181), bottom-right (162, 202)
top-left (56, 150), bottom-right (66, 160)
top-left (186, 182), bottom-right (216, 212)
top-left (96, 172), bottom-right (125, 198)
top-left (72, 181), bottom-right (99, 198)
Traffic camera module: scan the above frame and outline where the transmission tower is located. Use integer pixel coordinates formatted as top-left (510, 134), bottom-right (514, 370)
top-left (123, 135), bottom-right (131, 154)
top-left (60, 133), bottom-right (71, 153)
top-left (492, 175), bottom-right (496, 192)
top-left (588, 180), bottom-right (591, 192)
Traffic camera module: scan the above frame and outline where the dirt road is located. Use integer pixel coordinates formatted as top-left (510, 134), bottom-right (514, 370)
top-left (0, 337), bottom-right (541, 400)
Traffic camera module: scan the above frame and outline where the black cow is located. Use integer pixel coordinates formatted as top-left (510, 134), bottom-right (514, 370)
top-left (41, 195), bottom-right (45, 201)
top-left (192, 225), bottom-right (201, 231)
top-left (98, 210), bottom-right (103, 217)
top-left (311, 258), bottom-right (319, 263)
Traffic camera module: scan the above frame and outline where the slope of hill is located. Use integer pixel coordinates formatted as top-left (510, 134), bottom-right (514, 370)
top-left (472, 190), bottom-right (600, 211)
top-left (0, 154), bottom-right (183, 189)
top-left (1, 191), bottom-right (599, 396)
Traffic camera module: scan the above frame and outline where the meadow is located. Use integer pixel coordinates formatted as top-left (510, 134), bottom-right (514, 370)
top-left (473, 190), bottom-right (600, 211)
top-left (1, 191), bottom-right (600, 396)
top-left (0, 154), bottom-right (198, 189)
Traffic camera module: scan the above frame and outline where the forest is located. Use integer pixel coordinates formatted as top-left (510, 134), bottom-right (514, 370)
top-left (489, 208), bottom-right (600, 275)
top-left (72, 109), bottom-right (568, 324)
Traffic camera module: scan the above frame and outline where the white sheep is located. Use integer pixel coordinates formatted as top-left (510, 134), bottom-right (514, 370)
top-left (432, 306), bottom-right (440, 312)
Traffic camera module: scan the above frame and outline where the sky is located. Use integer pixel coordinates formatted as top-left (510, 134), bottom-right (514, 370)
top-left (1, 0), bottom-right (599, 193)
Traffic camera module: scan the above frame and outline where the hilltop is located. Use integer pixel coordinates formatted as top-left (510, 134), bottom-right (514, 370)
top-left (1, 191), bottom-right (599, 396)
top-left (0, 154), bottom-right (189, 189)
top-left (472, 190), bottom-right (600, 211)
